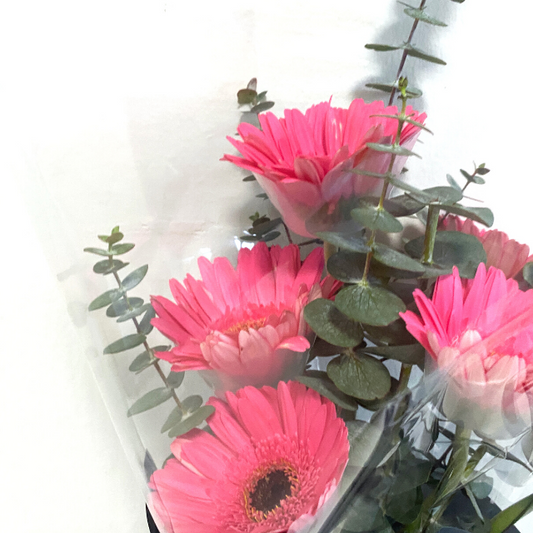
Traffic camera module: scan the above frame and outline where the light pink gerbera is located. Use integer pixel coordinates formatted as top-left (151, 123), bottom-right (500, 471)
top-left (151, 243), bottom-right (338, 393)
top-left (223, 99), bottom-right (426, 237)
top-left (441, 215), bottom-right (532, 279)
top-left (401, 264), bottom-right (533, 439)
top-left (149, 381), bottom-right (350, 533)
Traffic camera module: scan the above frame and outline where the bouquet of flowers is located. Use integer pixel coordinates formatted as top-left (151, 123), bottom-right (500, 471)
top-left (77, 2), bottom-right (533, 533)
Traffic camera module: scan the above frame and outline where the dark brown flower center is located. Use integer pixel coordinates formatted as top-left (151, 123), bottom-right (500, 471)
top-left (244, 464), bottom-right (299, 522)
top-left (249, 469), bottom-right (292, 513)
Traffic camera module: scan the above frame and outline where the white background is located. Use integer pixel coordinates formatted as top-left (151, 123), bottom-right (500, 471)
top-left (1, 0), bottom-right (533, 531)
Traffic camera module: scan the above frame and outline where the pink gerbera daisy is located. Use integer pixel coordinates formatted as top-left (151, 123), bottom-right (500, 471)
top-left (151, 243), bottom-right (338, 393)
top-left (442, 215), bottom-right (532, 279)
top-left (401, 264), bottom-right (533, 438)
top-left (149, 381), bottom-right (349, 533)
top-left (223, 99), bottom-right (426, 237)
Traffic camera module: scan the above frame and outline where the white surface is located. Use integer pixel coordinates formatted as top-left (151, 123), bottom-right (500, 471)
top-left (1, 0), bottom-right (533, 531)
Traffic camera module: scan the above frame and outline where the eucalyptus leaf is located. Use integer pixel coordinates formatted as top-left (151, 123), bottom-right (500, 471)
top-left (358, 343), bottom-right (425, 367)
top-left (405, 231), bottom-right (486, 278)
top-left (407, 186), bottom-right (462, 206)
top-left (129, 349), bottom-right (156, 373)
top-left (388, 178), bottom-right (435, 203)
top-left (237, 88), bottom-right (257, 105)
top-left (366, 142), bottom-right (421, 159)
top-left (260, 231), bottom-right (281, 242)
top-left (309, 338), bottom-right (343, 358)
top-left (490, 493), bottom-right (533, 533)
top-left (335, 283), bottom-right (406, 326)
top-left (250, 217), bottom-right (282, 237)
top-left (372, 243), bottom-right (425, 273)
top-left (440, 205), bottom-right (494, 227)
top-left (327, 352), bottom-right (392, 401)
top-left (182, 395), bottom-right (203, 413)
top-left (106, 297), bottom-right (144, 318)
top-left (365, 82), bottom-right (422, 98)
top-left (110, 242), bottom-right (135, 255)
top-left (250, 101), bottom-right (275, 113)
top-left (351, 205), bottom-right (404, 233)
top-left (116, 303), bottom-right (152, 323)
top-left (88, 289), bottom-right (123, 311)
top-left (327, 251), bottom-right (366, 283)
top-left (386, 194), bottom-right (426, 216)
top-left (403, 6), bottom-right (447, 26)
top-left (296, 373), bottom-right (359, 411)
top-left (523, 262), bottom-right (533, 286)
top-left (127, 387), bottom-right (173, 416)
top-left (167, 371), bottom-right (185, 389)
top-left (168, 405), bottom-right (215, 438)
top-left (104, 333), bottom-right (146, 354)
top-left (365, 43), bottom-right (401, 52)
top-left (104, 232), bottom-right (124, 245)
top-left (316, 231), bottom-right (370, 253)
top-left (447, 174), bottom-right (462, 191)
top-left (161, 405), bottom-right (183, 433)
top-left (93, 259), bottom-right (129, 275)
top-left (121, 264), bottom-right (149, 291)
top-left (256, 193), bottom-right (268, 199)
top-left (256, 90), bottom-right (267, 102)
top-left (304, 299), bottom-right (363, 347)
top-left (364, 319), bottom-right (415, 345)
top-left (138, 304), bottom-right (156, 335)
top-left (403, 43), bottom-right (447, 65)
top-left (242, 175), bottom-right (256, 182)
top-left (84, 246), bottom-right (112, 257)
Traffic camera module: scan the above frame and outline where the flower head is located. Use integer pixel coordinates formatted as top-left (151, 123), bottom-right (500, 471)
top-left (151, 243), bottom-right (338, 393)
top-left (223, 99), bottom-right (426, 237)
top-left (442, 216), bottom-right (532, 278)
top-left (401, 264), bottom-right (533, 438)
top-left (149, 381), bottom-right (350, 533)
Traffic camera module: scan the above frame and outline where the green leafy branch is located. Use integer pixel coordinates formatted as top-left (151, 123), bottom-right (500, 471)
top-left (85, 226), bottom-right (214, 438)
top-left (365, 0), bottom-right (465, 104)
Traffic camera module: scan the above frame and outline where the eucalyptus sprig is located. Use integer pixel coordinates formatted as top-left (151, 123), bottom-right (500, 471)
top-left (84, 227), bottom-right (214, 438)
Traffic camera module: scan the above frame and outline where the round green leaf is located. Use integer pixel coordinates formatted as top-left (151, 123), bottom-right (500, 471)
top-left (250, 101), bottom-right (275, 113)
top-left (296, 373), bottom-right (359, 411)
top-left (351, 205), bottom-right (403, 233)
top-left (316, 231), bottom-right (370, 253)
top-left (110, 242), bottom-right (135, 255)
top-left (161, 405), bottom-right (183, 433)
top-left (104, 232), bottom-right (124, 245)
top-left (237, 88), bottom-right (257, 105)
top-left (93, 259), bottom-right (129, 275)
top-left (440, 205), bottom-right (494, 227)
top-left (327, 353), bottom-right (392, 401)
top-left (405, 231), bottom-right (487, 278)
top-left (182, 395), bottom-right (203, 413)
top-left (138, 305), bottom-right (156, 335)
top-left (335, 283), bottom-right (406, 326)
top-left (122, 264), bottom-right (148, 291)
top-left (366, 142), bottom-right (421, 159)
top-left (523, 262), bottom-right (533, 286)
top-left (403, 43), bottom-right (447, 65)
top-left (358, 344), bottom-right (425, 367)
top-left (408, 186), bottom-right (463, 206)
top-left (84, 246), bottom-right (112, 257)
top-left (167, 371), bottom-right (185, 389)
top-left (403, 6), bottom-right (447, 26)
top-left (304, 299), bottom-right (363, 347)
top-left (127, 387), bottom-right (173, 416)
top-left (327, 251), bottom-right (366, 283)
top-left (104, 333), bottom-right (146, 354)
top-left (372, 243), bottom-right (425, 273)
top-left (168, 405), bottom-right (215, 438)
top-left (129, 349), bottom-right (157, 373)
top-left (116, 303), bottom-right (152, 323)
top-left (106, 297), bottom-right (144, 318)
top-left (88, 289), bottom-right (123, 311)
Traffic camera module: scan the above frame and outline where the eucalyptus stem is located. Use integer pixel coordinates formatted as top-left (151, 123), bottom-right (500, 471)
top-left (421, 204), bottom-right (440, 264)
top-left (388, 0), bottom-right (428, 105)
top-left (110, 258), bottom-right (183, 411)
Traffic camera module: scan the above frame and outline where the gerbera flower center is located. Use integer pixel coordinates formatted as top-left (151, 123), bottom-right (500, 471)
top-left (244, 463), bottom-right (299, 522)
top-left (225, 317), bottom-right (267, 334)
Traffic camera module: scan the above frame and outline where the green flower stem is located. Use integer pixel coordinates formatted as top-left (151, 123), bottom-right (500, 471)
top-left (398, 363), bottom-right (412, 392)
top-left (110, 259), bottom-right (183, 411)
top-left (405, 425), bottom-right (472, 533)
top-left (421, 204), bottom-right (440, 264)
top-left (388, 0), bottom-right (428, 105)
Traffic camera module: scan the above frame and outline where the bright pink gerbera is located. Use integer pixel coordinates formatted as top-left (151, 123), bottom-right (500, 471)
top-left (401, 264), bottom-right (533, 438)
top-left (150, 381), bottom-right (350, 533)
top-left (151, 243), bottom-right (338, 393)
top-left (223, 99), bottom-right (426, 237)
top-left (442, 215), bottom-right (532, 279)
